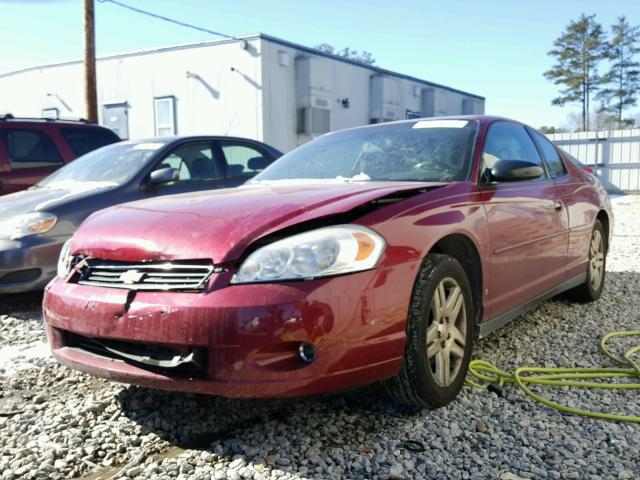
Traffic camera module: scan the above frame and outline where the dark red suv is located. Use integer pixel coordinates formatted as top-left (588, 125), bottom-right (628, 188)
top-left (0, 115), bottom-right (120, 195)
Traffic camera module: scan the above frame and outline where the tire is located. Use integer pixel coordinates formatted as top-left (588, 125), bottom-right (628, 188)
top-left (383, 253), bottom-right (475, 408)
top-left (568, 220), bottom-right (607, 303)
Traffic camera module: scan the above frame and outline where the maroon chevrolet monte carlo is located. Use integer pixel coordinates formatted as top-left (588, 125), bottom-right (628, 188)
top-left (43, 116), bottom-right (612, 408)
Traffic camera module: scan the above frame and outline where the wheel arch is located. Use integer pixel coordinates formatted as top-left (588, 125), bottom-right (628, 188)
top-left (428, 234), bottom-right (484, 334)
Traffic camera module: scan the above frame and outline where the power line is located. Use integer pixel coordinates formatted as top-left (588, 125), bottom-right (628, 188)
top-left (96, 0), bottom-right (237, 40)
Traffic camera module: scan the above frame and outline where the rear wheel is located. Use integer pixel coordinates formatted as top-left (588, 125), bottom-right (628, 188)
top-left (568, 220), bottom-right (607, 303)
top-left (383, 254), bottom-right (474, 408)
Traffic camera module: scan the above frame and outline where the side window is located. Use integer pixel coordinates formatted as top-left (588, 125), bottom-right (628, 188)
top-left (531, 130), bottom-right (567, 178)
top-left (3, 129), bottom-right (63, 170)
top-left (161, 154), bottom-right (192, 181)
top-left (152, 142), bottom-right (222, 184)
top-left (220, 142), bottom-right (271, 178)
top-left (60, 127), bottom-right (119, 157)
top-left (481, 122), bottom-right (545, 178)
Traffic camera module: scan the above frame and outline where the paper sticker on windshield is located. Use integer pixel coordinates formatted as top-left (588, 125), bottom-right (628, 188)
top-left (132, 143), bottom-right (164, 150)
top-left (413, 120), bottom-right (469, 129)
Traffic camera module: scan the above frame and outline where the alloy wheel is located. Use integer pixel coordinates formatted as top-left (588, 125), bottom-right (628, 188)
top-left (589, 229), bottom-right (605, 290)
top-left (426, 277), bottom-right (467, 387)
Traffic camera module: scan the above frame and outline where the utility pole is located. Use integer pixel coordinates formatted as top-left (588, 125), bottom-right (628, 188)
top-left (83, 0), bottom-right (98, 122)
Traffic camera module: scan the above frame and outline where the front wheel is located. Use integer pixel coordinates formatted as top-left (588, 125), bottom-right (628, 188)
top-left (568, 220), bottom-right (607, 303)
top-left (383, 254), bottom-right (475, 408)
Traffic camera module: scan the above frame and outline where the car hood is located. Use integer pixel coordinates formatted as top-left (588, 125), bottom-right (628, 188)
top-left (72, 181), bottom-right (446, 263)
top-left (0, 183), bottom-right (116, 218)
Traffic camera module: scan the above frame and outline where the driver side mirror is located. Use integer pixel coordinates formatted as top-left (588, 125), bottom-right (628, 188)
top-left (149, 167), bottom-right (179, 186)
top-left (487, 160), bottom-right (544, 182)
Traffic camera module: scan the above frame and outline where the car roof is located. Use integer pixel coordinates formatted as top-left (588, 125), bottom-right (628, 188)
top-left (129, 135), bottom-right (275, 144)
top-left (386, 114), bottom-right (514, 125)
top-left (320, 115), bottom-right (523, 137)
top-left (0, 115), bottom-right (106, 127)
top-left (116, 136), bottom-right (283, 158)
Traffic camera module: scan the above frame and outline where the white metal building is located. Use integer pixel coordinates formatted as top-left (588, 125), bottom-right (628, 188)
top-left (0, 34), bottom-right (485, 153)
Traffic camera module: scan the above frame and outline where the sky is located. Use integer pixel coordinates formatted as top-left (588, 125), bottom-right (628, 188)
top-left (1, 0), bottom-right (640, 128)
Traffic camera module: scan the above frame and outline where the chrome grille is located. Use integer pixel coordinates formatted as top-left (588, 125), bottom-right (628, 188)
top-left (76, 259), bottom-right (215, 291)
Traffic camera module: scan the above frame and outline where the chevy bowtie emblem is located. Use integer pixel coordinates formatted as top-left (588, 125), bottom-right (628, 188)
top-left (119, 270), bottom-right (145, 284)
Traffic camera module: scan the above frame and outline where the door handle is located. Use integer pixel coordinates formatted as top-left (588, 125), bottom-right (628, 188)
top-left (553, 202), bottom-right (563, 211)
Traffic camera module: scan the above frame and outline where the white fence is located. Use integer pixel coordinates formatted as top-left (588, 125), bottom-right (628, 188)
top-left (548, 129), bottom-right (640, 192)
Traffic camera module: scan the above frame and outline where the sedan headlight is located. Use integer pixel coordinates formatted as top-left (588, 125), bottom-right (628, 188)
top-left (231, 225), bottom-right (385, 284)
top-left (57, 239), bottom-right (74, 278)
top-left (0, 212), bottom-right (57, 240)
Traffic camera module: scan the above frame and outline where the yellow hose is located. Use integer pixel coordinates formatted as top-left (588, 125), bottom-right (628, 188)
top-left (466, 331), bottom-right (640, 423)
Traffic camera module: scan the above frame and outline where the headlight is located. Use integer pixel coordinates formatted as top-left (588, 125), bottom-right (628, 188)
top-left (57, 239), bottom-right (74, 278)
top-left (231, 225), bottom-right (385, 284)
top-left (0, 212), bottom-right (57, 240)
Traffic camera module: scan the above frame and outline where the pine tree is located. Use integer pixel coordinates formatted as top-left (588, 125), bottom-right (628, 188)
top-left (544, 14), bottom-right (607, 131)
top-left (597, 16), bottom-right (640, 126)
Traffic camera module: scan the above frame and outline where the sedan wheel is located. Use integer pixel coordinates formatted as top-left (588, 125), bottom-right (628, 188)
top-left (383, 253), bottom-right (474, 408)
top-left (589, 229), bottom-right (605, 291)
top-left (427, 278), bottom-right (467, 387)
top-left (568, 219), bottom-right (607, 303)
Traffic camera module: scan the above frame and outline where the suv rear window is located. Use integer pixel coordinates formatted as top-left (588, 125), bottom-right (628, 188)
top-left (3, 129), bottom-right (63, 169)
top-left (60, 127), bottom-right (119, 157)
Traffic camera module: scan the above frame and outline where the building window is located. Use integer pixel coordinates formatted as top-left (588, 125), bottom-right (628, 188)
top-left (406, 109), bottom-right (421, 120)
top-left (154, 96), bottom-right (176, 137)
top-left (42, 107), bottom-right (59, 119)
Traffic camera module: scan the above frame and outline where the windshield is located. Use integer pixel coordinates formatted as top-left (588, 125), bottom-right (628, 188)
top-left (252, 119), bottom-right (479, 184)
top-left (37, 141), bottom-right (164, 188)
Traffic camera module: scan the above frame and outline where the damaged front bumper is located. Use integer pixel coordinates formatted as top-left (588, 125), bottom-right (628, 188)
top-left (43, 263), bottom-right (414, 397)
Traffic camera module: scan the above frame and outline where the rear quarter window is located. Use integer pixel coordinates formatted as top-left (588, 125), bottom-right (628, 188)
top-left (60, 127), bottom-right (120, 157)
top-left (531, 130), bottom-right (567, 178)
top-left (221, 143), bottom-right (272, 178)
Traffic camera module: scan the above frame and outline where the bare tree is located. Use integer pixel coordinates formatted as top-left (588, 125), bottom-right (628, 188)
top-left (315, 43), bottom-right (376, 65)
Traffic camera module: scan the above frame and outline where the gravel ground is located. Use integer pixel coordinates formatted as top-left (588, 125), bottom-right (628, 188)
top-left (0, 197), bottom-right (639, 480)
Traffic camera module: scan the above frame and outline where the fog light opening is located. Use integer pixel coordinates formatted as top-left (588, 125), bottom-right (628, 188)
top-left (298, 343), bottom-right (317, 363)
